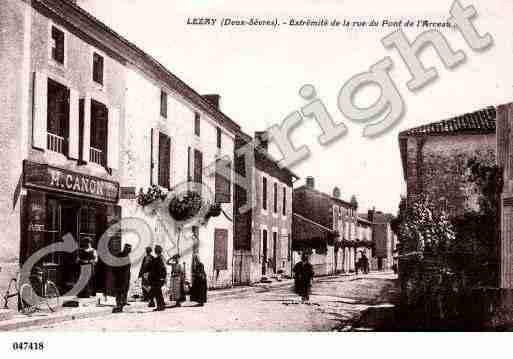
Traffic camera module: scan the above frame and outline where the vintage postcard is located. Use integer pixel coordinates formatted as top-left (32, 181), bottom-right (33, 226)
top-left (0, 0), bottom-right (512, 355)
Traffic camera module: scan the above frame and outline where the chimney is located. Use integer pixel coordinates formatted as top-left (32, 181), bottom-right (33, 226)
top-left (306, 176), bottom-right (315, 189)
top-left (254, 131), bottom-right (268, 152)
top-left (202, 94), bottom-right (220, 109)
top-left (333, 187), bottom-right (341, 198)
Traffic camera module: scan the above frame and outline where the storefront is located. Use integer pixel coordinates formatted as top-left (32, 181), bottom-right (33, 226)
top-left (21, 161), bottom-right (120, 296)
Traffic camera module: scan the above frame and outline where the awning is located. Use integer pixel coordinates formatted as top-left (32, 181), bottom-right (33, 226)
top-left (292, 213), bottom-right (339, 250)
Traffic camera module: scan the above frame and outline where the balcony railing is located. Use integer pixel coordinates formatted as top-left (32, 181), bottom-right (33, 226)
top-left (47, 133), bottom-right (66, 155)
top-left (90, 147), bottom-right (104, 166)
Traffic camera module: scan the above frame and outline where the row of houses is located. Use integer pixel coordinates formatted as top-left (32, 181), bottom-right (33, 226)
top-left (0, 0), bottom-right (396, 303)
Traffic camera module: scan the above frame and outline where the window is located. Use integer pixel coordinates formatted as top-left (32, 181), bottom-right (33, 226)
top-left (92, 52), bottom-right (104, 85)
top-left (90, 99), bottom-right (108, 166)
top-left (158, 132), bottom-right (171, 188)
top-left (160, 91), bottom-right (167, 118)
top-left (194, 112), bottom-right (200, 136)
top-left (262, 177), bottom-right (267, 210)
top-left (47, 79), bottom-right (69, 155)
top-left (216, 127), bottom-right (222, 149)
top-left (273, 182), bottom-right (278, 213)
top-left (51, 26), bottom-right (65, 64)
top-left (215, 158), bottom-right (231, 203)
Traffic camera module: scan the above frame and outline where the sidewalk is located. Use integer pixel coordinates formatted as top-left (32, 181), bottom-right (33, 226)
top-left (0, 277), bottom-right (295, 331)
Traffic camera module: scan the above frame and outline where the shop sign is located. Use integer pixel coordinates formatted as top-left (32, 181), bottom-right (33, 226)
top-left (23, 161), bottom-right (119, 203)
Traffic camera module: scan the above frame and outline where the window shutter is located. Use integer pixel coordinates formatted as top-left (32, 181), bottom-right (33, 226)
top-left (68, 88), bottom-right (80, 159)
top-left (194, 149), bottom-right (203, 184)
top-left (151, 128), bottom-right (159, 185)
top-left (107, 107), bottom-right (120, 169)
top-left (32, 72), bottom-right (47, 150)
top-left (158, 132), bottom-right (171, 188)
top-left (214, 228), bottom-right (228, 270)
top-left (82, 95), bottom-right (91, 162)
top-left (215, 158), bottom-right (231, 203)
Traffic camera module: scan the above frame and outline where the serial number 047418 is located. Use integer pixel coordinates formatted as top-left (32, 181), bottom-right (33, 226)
top-left (11, 342), bottom-right (45, 351)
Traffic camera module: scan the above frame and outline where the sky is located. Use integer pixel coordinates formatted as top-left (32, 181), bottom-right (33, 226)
top-left (78, 0), bottom-right (513, 214)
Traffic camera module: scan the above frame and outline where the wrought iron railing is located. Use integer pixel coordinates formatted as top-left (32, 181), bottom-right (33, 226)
top-left (47, 133), bottom-right (66, 154)
top-left (90, 147), bottom-right (104, 165)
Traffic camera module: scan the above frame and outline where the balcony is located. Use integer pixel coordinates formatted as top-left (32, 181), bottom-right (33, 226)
top-left (90, 147), bottom-right (105, 166)
top-left (47, 132), bottom-right (67, 155)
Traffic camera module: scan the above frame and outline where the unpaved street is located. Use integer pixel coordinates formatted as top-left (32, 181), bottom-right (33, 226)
top-left (21, 273), bottom-right (398, 331)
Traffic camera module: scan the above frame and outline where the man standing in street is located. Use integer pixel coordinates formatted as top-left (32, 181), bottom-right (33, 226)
top-left (293, 252), bottom-right (314, 303)
top-left (139, 246), bottom-right (154, 306)
top-left (113, 243), bottom-right (132, 313)
top-left (149, 245), bottom-right (167, 311)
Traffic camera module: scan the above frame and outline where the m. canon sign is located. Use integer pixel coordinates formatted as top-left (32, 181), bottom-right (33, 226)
top-left (23, 161), bottom-right (119, 203)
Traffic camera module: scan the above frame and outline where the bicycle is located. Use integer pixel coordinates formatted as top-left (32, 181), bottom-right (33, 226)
top-left (2, 265), bottom-right (60, 314)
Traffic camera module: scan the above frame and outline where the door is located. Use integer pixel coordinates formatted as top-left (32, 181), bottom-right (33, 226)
top-left (60, 201), bottom-right (80, 290)
top-left (262, 230), bottom-right (268, 275)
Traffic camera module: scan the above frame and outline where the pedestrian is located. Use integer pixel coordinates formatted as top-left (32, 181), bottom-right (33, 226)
top-left (149, 245), bottom-right (167, 311)
top-left (138, 246), bottom-right (154, 306)
top-left (113, 243), bottom-right (132, 313)
top-left (167, 254), bottom-right (186, 307)
top-left (361, 252), bottom-right (369, 274)
top-left (189, 255), bottom-right (207, 306)
top-left (77, 237), bottom-right (98, 298)
top-left (293, 253), bottom-right (314, 302)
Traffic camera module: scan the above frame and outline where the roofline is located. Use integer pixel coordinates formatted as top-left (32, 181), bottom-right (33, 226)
top-left (236, 131), bottom-right (300, 180)
top-left (37, 0), bottom-right (241, 134)
top-left (294, 185), bottom-right (356, 208)
top-left (357, 217), bottom-right (372, 225)
top-left (293, 213), bottom-right (335, 233)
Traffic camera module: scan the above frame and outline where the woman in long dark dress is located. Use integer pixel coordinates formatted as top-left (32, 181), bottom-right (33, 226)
top-left (293, 253), bottom-right (314, 302)
top-left (167, 254), bottom-right (186, 307)
top-left (189, 255), bottom-right (207, 306)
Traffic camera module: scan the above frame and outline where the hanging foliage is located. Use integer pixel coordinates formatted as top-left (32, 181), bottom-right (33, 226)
top-left (136, 185), bottom-right (167, 207)
top-left (168, 190), bottom-right (203, 222)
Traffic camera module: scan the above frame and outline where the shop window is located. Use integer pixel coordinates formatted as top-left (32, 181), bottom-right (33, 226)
top-left (160, 90), bottom-right (167, 118)
top-left (47, 79), bottom-right (69, 155)
top-left (90, 100), bottom-right (108, 166)
top-left (92, 52), bottom-right (104, 85)
top-left (80, 205), bottom-right (97, 243)
top-left (158, 132), bottom-right (171, 188)
top-left (51, 26), bottom-right (65, 65)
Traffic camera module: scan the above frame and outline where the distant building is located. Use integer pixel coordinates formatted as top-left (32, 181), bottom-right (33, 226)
top-left (292, 178), bottom-right (359, 276)
top-left (233, 131), bottom-right (299, 284)
top-left (360, 210), bottom-right (397, 271)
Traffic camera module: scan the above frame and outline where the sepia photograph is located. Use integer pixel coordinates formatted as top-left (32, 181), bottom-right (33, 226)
top-left (0, 0), bottom-right (513, 355)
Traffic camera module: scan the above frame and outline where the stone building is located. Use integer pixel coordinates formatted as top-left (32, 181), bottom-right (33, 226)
top-left (361, 210), bottom-right (396, 271)
top-left (0, 0), bottom-right (242, 306)
top-left (292, 178), bottom-right (359, 276)
top-left (233, 131), bottom-right (298, 284)
top-left (399, 106), bottom-right (496, 217)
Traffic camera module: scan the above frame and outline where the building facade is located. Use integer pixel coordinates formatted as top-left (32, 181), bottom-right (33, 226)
top-left (0, 0), bottom-right (126, 302)
top-left (233, 132), bottom-right (298, 284)
top-left (399, 106), bottom-right (496, 217)
top-left (292, 178), bottom-right (359, 276)
top-left (0, 0), bottom-right (243, 305)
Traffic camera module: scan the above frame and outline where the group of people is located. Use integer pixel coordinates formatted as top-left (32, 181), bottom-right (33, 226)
top-left (136, 245), bottom-right (208, 313)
